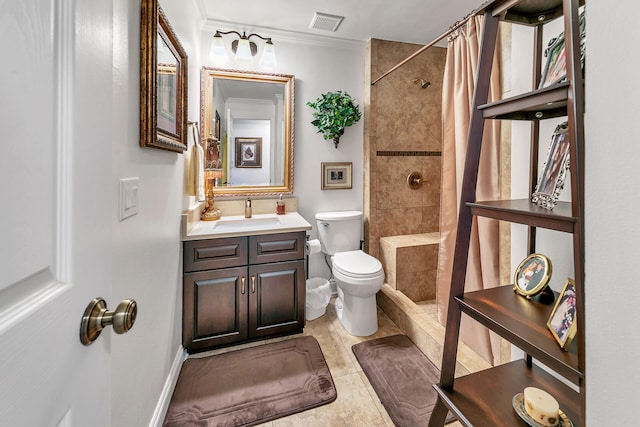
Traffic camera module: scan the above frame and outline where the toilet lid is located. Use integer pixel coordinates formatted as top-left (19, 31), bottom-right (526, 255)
top-left (333, 250), bottom-right (383, 278)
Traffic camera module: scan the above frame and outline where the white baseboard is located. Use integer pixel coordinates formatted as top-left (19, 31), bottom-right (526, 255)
top-left (148, 345), bottom-right (188, 427)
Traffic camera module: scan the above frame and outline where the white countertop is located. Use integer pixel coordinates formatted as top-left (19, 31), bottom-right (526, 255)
top-left (182, 212), bottom-right (312, 241)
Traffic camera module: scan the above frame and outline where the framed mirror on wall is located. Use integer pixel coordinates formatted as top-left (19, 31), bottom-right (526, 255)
top-left (140, 0), bottom-right (188, 152)
top-left (200, 67), bottom-right (295, 197)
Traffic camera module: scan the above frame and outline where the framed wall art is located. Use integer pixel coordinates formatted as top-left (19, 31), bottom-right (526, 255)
top-left (513, 253), bottom-right (552, 298)
top-left (321, 162), bottom-right (352, 190)
top-left (235, 137), bottom-right (262, 168)
top-left (532, 122), bottom-right (570, 209)
top-left (140, 0), bottom-right (187, 152)
top-left (547, 278), bottom-right (577, 351)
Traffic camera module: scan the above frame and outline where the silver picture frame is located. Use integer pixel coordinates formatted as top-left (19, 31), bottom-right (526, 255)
top-left (532, 122), bottom-right (570, 209)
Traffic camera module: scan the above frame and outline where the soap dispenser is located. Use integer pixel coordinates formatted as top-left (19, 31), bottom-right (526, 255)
top-left (245, 198), bottom-right (252, 218)
top-left (276, 194), bottom-right (285, 215)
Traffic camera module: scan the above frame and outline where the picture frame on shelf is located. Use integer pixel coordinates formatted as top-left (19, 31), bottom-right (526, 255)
top-left (547, 278), bottom-right (577, 351)
top-left (539, 34), bottom-right (566, 89)
top-left (513, 253), bottom-right (552, 298)
top-left (321, 162), bottom-right (352, 190)
top-left (235, 137), bottom-right (262, 168)
top-left (538, 10), bottom-right (585, 89)
top-left (532, 122), bottom-right (570, 209)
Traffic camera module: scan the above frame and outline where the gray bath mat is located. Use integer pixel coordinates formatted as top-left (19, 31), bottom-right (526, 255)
top-left (164, 336), bottom-right (336, 426)
top-left (352, 334), bottom-right (452, 426)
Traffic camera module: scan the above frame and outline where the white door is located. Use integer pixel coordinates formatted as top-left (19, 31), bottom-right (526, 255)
top-left (1, 0), bottom-right (114, 425)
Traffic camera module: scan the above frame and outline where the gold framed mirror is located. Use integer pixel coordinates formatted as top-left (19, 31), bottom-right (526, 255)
top-left (140, 0), bottom-right (188, 152)
top-left (200, 67), bottom-right (294, 196)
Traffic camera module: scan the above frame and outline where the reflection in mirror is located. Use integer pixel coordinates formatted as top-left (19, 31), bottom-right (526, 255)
top-left (140, 0), bottom-right (187, 152)
top-left (200, 68), bottom-right (294, 196)
top-left (157, 35), bottom-right (178, 136)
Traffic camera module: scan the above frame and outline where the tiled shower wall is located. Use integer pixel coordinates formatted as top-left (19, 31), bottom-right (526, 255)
top-left (364, 39), bottom-right (447, 258)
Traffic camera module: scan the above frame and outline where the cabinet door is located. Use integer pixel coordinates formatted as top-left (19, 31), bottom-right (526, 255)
top-left (183, 266), bottom-right (248, 351)
top-left (249, 260), bottom-right (305, 338)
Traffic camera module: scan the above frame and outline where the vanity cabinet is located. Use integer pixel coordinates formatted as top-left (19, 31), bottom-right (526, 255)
top-left (183, 232), bottom-right (306, 352)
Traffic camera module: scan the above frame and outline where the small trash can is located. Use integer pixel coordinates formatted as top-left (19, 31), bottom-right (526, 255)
top-left (306, 277), bottom-right (331, 321)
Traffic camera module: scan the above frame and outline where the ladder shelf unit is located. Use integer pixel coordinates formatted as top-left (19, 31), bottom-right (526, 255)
top-left (429, 0), bottom-right (585, 426)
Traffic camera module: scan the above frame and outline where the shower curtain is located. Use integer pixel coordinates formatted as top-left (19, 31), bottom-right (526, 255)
top-left (436, 15), bottom-right (502, 365)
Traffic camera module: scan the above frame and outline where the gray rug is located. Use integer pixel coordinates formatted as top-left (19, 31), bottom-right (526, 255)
top-left (353, 334), bottom-right (450, 426)
top-left (164, 336), bottom-right (336, 426)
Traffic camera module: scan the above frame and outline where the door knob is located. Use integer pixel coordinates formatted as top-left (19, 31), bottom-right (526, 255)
top-left (80, 298), bottom-right (137, 345)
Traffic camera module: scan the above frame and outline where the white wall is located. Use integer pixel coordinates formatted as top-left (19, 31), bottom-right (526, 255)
top-left (585, 0), bottom-right (640, 423)
top-left (111, 1), bottom-right (202, 426)
top-left (511, 2), bottom-right (640, 423)
top-left (199, 26), bottom-right (365, 279)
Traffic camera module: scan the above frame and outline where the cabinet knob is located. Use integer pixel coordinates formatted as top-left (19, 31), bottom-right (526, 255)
top-left (251, 275), bottom-right (256, 293)
top-left (241, 277), bottom-right (246, 294)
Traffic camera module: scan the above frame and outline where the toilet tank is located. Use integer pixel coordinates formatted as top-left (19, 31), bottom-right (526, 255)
top-left (315, 211), bottom-right (363, 255)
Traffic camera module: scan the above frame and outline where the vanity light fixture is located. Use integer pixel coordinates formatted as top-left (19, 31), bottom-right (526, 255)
top-left (210, 30), bottom-right (277, 66)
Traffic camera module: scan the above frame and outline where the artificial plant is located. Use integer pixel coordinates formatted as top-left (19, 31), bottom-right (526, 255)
top-left (307, 91), bottom-right (361, 148)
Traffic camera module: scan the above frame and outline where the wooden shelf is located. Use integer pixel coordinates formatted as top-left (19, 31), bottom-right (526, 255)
top-left (467, 199), bottom-right (576, 232)
top-left (494, 0), bottom-right (566, 25)
top-left (496, 0), bottom-right (586, 26)
top-left (433, 360), bottom-right (581, 427)
top-left (478, 82), bottom-right (570, 120)
top-left (457, 286), bottom-right (582, 383)
top-left (429, 1), bottom-right (586, 425)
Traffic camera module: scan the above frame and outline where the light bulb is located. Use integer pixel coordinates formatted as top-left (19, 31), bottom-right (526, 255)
top-left (234, 38), bottom-right (253, 62)
top-left (259, 40), bottom-right (277, 67)
top-left (209, 33), bottom-right (227, 61)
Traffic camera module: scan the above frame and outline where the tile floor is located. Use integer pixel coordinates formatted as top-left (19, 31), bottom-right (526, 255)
top-left (192, 297), bottom-right (461, 426)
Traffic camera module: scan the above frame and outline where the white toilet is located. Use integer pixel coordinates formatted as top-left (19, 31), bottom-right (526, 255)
top-left (315, 211), bottom-right (385, 336)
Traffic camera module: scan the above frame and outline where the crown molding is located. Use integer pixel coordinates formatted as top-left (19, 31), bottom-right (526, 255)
top-left (202, 19), bottom-right (365, 51)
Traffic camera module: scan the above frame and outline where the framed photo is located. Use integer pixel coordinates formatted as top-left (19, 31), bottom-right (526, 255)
top-left (532, 122), bottom-right (570, 209)
top-left (321, 162), bottom-right (352, 190)
top-left (538, 11), bottom-right (585, 89)
top-left (547, 278), bottom-right (577, 350)
top-left (235, 137), bottom-right (262, 168)
top-left (539, 34), bottom-right (566, 89)
top-left (513, 253), bottom-right (552, 298)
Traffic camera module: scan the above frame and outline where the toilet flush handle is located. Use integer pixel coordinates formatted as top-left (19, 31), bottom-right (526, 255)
top-left (320, 222), bottom-right (329, 227)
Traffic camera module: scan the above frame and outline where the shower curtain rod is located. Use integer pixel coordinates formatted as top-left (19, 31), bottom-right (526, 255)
top-left (370, 0), bottom-right (498, 86)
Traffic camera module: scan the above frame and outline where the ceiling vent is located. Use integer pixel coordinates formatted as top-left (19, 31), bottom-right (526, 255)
top-left (309, 12), bottom-right (344, 32)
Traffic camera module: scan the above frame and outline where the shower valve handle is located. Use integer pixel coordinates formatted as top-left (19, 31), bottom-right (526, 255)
top-left (407, 172), bottom-right (424, 190)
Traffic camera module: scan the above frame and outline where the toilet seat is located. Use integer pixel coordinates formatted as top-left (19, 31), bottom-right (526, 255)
top-left (333, 250), bottom-right (383, 279)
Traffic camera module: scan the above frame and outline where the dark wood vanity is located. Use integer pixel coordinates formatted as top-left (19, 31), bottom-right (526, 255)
top-left (182, 231), bottom-right (306, 352)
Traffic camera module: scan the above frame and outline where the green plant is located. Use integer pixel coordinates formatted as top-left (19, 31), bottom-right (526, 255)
top-left (307, 91), bottom-right (361, 148)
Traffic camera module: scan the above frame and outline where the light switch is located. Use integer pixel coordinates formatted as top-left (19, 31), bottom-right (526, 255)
top-left (119, 177), bottom-right (139, 221)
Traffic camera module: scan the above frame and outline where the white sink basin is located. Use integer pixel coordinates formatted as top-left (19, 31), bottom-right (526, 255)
top-left (212, 216), bottom-right (281, 230)
top-left (184, 212), bottom-right (312, 240)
